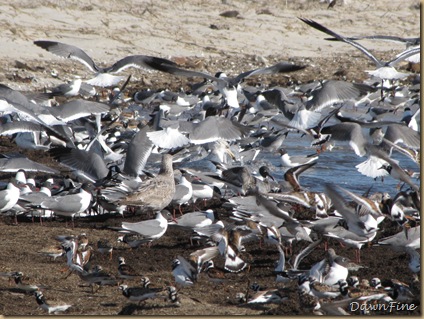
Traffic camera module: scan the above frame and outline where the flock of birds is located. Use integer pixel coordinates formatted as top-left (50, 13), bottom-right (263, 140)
top-left (0, 18), bottom-right (420, 315)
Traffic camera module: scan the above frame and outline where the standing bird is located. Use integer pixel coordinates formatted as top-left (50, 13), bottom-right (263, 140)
top-left (171, 173), bottom-right (193, 217)
top-left (28, 183), bottom-right (92, 228)
top-left (171, 256), bottom-right (197, 288)
top-left (117, 257), bottom-right (142, 281)
top-left (97, 239), bottom-right (113, 261)
top-left (34, 291), bottom-right (72, 314)
top-left (113, 154), bottom-right (176, 213)
top-left (120, 210), bottom-right (172, 246)
top-left (0, 181), bottom-right (20, 213)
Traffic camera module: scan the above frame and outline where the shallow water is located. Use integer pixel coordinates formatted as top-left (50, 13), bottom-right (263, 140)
top-left (257, 130), bottom-right (419, 197)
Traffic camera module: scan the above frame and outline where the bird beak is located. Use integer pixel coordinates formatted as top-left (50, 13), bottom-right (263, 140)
top-left (226, 149), bottom-right (236, 160)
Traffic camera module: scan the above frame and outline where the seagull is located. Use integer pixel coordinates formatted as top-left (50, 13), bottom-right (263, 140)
top-left (0, 181), bottom-right (20, 214)
top-left (171, 173), bottom-right (193, 216)
top-left (47, 78), bottom-right (83, 97)
top-left (168, 209), bottom-right (215, 232)
top-left (0, 155), bottom-right (59, 175)
top-left (28, 183), bottom-right (92, 228)
top-left (34, 40), bottom-right (179, 87)
top-left (298, 18), bottom-right (420, 81)
top-left (120, 211), bottom-right (172, 246)
top-left (279, 148), bottom-right (319, 167)
top-left (377, 225), bottom-right (420, 250)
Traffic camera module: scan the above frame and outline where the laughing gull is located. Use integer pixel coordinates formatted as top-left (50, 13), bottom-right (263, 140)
top-left (145, 59), bottom-right (305, 111)
top-left (0, 155), bottom-right (59, 174)
top-left (179, 116), bottom-right (251, 145)
top-left (34, 40), bottom-right (179, 87)
top-left (0, 84), bottom-right (73, 145)
top-left (401, 107), bottom-right (420, 131)
top-left (305, 80), bottom-right (376, 112)
top-left (279, 148), bottom-right (319, 168)
top-left (143, 58), bottom-right (306, 89)
top-left (171, 173), bottom-right (193, 216)
top-left (48, 100), bottom-right (111, 122)
top-left (324, 34), bottom-right (420, 48)
top-left (120, 211), bottom-right (172, 246)
top-left (168, 209), bottom-right (215, 231)
top-left (377, 225), bottom-right (420, 251)
top-left (29, 183), bottom-right (92, 228)
top-left (49, 147), bottom-right (109, 183)
top-left (298, 18), bottom-right (420, 80)
top-left (0, 182), bottom-right (20, 213)
top-left (47, 78), bottom-right (83, 97)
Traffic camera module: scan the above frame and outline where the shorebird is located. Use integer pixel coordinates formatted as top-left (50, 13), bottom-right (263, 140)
top-left (97, 239), bottom-right (113, 260)
top-left (77, 265), bottom-right (117, 293)
top-left (117, 256), bottom-right (142, 280)
top-left (171, 256), bottom-right (197, 288)
top-left (114, 154), bottom-right (176, 212)
top-left (34, 291), bottom-right (72, 314)
top-left (203, 260), bottom-right (227, 284)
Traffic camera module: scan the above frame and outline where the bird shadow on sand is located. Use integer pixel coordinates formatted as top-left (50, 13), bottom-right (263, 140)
top-left (118, 302), bottom-right (179, 315)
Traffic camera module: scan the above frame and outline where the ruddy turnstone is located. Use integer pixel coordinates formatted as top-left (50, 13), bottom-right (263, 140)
top-left (247, 287), bottom-right (288, 304)
top-left (97, 239), bottom-right (113, 260)
top-left (117, 233), bottom-right (151, 250)
top-left (78, 265), bottom-right (117, 293)
top-left (117, 256), bottom-right (142, 280)
top-left (11, 272), bottom-right (47, 294)
top-left (119, 283), bottom-right (163, 304)
top-left (171, 256), bottom-right (197, 288)
top-left (202, 260), bottom-right (227, 284)
top-left (34, 291), bottom-right (72, 314)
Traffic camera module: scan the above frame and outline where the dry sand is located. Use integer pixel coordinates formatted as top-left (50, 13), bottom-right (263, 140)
top-left (0, 0), bottom-right (420, 90)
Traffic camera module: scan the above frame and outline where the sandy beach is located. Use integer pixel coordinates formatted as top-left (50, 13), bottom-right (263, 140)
top-left (0, 0), bottom-right (419, 90)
